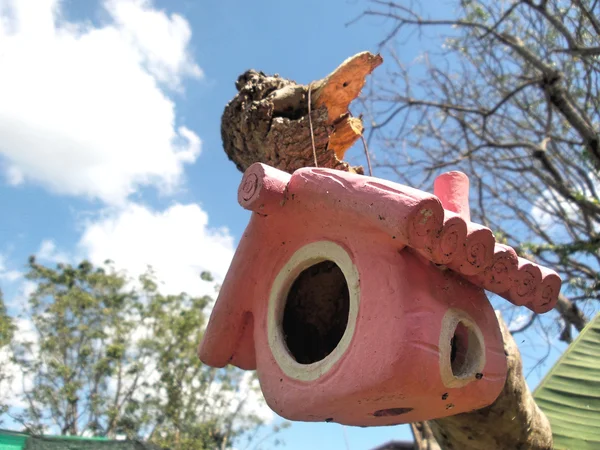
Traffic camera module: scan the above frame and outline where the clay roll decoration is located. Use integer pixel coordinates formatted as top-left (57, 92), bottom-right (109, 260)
top-left (199, 163), bottom-right (561, 427)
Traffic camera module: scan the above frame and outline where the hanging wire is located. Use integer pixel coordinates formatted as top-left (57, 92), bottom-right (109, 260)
top-left (307, 82), bottom-right (319, 167)
top-left (360, 132), bottom-right (373, 176)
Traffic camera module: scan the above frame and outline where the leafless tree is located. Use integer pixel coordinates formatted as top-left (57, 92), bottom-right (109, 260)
top-left (358, 0), bottom-right (600, 341)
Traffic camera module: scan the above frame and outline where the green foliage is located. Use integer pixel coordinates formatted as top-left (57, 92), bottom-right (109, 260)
top-left (199, 271), bottom-right (214, 282)
top-left (4, 258), bottom-right (274, 449)
top-left (523, 235), bottom-right (600, 261)
top-left (0, 289), bottom-right (16, 420)
top-left (0, 289), bottom-right (14, 349)
top-left (534, 313), bottom-right (600, 449)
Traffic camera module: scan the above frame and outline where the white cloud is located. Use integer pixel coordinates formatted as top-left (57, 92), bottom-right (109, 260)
top-left (0, 0), bottom-right (272, 429)
top-left (236, 372), bottom-right (274, 424)
top-left (5, 166), bottom-right (24, 186)
top-left (78, 202), bottom-right (235, 296)
top-left (0, 0), bottom-right (202, 205)
top-left (36, 240), bottom-right (70, 265)
top-left (106, 0), bottom-right (202, 88)
top-left (0, 254), bottom-right (21, 283)
top-left (203, 372), bottom-right (274, 426)
top-left (1, 277), bottom-right (36, 314)
top-left (508, 312), bottom-right (532, 331)
top-left (531, 176), bottom-right (600, 240)
top-left (0, 317), bottom-right (38, 410)
top-left (531, 190), bottom-right (578, 238)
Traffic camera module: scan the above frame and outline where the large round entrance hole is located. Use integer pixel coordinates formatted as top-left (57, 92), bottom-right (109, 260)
top-left (282, 260), bottom-right (350, 364)
top-left (450, 321), bottom-right (483, 378)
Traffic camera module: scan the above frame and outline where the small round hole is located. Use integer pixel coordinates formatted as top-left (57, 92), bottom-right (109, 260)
top-left (282, 260), bottom-right (349, 364)
top-left (450, 321), bottom-right (483, 378)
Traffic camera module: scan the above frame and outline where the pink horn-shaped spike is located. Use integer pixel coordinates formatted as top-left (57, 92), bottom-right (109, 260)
top-left (434, 171), bottom-right (471, 222)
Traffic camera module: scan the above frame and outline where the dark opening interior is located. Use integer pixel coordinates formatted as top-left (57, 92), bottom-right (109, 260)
top-left (282, 260), bottom-right (350, 364)
top-left (450, 322), bottom-right (470, 377)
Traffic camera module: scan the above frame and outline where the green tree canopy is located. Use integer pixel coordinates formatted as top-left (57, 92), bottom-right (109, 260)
top-left (1, 289), bottom-right (16, 420)
top-left (3, 257), bottom-right (278, 450)
top-left (0, 289), bottom-right (13, 349)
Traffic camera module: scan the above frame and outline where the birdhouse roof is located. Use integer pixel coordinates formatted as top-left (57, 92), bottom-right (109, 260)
top-left (238, 163), bottom-right (561, 314)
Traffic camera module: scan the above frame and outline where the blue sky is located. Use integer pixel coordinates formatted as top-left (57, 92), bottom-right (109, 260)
top-left (0, 1), bottom-right (570, 449)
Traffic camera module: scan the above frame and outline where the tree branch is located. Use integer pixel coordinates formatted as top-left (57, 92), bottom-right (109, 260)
top-left (221, 52), bottom-right (382, 175)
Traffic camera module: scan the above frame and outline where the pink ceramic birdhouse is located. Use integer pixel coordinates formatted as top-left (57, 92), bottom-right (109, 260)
top-left (199, 163), bottom-right (561, 426)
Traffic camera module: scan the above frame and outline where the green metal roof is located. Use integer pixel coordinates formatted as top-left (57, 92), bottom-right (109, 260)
top-left (0, 430), bottom-right (27, 450)
top-left (0, 431), bottom-right (162, 450)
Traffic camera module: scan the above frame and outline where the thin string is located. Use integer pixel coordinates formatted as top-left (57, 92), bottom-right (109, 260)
top-left (342, 425), bottom-right (351, 450)
top-left (307, 82), bottom-right (318, 167)
top-left (360, 133), bottom-right (373, 176)
top-left (351, 111), bottom-right (374, 176)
